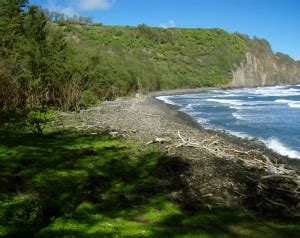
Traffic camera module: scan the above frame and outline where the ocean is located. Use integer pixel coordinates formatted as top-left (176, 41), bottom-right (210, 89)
top-left (157, 84), bottom-right (300, 159)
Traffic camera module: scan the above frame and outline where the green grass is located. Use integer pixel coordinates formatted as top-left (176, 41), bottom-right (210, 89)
top-left (0, 128), bottom-right (299, 237)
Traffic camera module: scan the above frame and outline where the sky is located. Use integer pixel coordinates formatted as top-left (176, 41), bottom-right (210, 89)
top-left (30, 0), bottom-right (300, 60)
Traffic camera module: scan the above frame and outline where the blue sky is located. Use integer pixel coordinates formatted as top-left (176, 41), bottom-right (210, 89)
top-left (31, 0), bottom-right (300, 60)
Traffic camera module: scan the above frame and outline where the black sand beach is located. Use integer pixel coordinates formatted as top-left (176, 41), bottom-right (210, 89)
top-left (60, 92), bottom-right (300, 215)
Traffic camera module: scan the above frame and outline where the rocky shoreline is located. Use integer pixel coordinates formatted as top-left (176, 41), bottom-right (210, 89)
top-left (59, 93), bottom-right (300, 216)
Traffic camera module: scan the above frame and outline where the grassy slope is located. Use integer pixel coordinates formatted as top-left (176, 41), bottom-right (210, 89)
top-left (62, 24), bottom-right (247, 103)
top-left (0, 128), bottom-right (299, 237)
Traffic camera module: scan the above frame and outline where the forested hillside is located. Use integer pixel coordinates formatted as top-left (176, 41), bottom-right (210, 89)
top-left (63, 24), bottom-right (247, 104)
top-left (1, 0), bottom-right (299, 113)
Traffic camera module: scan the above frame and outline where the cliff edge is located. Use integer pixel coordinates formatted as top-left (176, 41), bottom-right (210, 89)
top-left (230, 39), bottom-right (300, 87)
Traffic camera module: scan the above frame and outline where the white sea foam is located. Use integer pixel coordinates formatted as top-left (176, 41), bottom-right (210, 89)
top-left (208, 99), bottom-right (269, 107)
top-left (186, 104), bottom-right (193, 109)
top-left (254, 87), bottom-right (300, 97)
top-left (217, 85), bottom-right (300, 98)
top-left (232, 112), bottom-right (245, 120)
top-left (207, 99), bottom-right (244, 106)
top-left (289, 88), bottom-right (300, 92)
top-left (275, 99), bottom-right (293, 104)
top-left (289, 102), bottom-right (300, 108)
top-left (159, 85), bottom-right (300, 159)
top-left (156, 96), bottom-right (178, 105)
top-left (175, 94), bottom-right (207, 99)
top-left (211, 94), bottom-right (241, 98)
top-left (196, 117), bottom-right (210, 124)
top-left (226, 130), bottom-right (254, 139)
top-left (229, 105), bottom-right (242, 110)
top-left (275, 99), bottom-right (300, 109)
top-left (184, 111), bottom-right (200, 117)
top-left (180, 105), bottom-right (193, 112)
top-left (225, 132), bottom-right (300, 159)
top-left (263, 138), bottom-right (300, 159)
top-left (194, 117), bottom-right (300, 159)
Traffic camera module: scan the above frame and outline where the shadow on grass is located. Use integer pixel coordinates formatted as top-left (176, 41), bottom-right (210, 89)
top-left (0, 129), bottom-right (299, 238)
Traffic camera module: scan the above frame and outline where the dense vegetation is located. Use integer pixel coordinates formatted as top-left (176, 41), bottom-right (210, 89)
top-left (2, 0), bottom-right (299, 112)
top-left (64, 24), bottom-right (247, 104)
top-left (0, 0), bottom-right (83, 112)
top-left (0, 0), bottom-right (248, 112)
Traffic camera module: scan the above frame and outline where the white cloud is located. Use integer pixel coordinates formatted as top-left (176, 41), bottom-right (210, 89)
top-left (45, 0), bottom-right (115, 16)
top-left (79, 0), bottom-right (115, 10)
top-left (159, 20), bottom-right (176, 29)
top-left (46, 0), bottom-right (77, 17)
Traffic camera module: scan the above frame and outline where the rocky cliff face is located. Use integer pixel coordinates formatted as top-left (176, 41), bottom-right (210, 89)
top-left (230, 52), bottom-right (300, 87)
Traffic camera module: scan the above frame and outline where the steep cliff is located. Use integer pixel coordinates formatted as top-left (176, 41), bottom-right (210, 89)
top-left (230, 45), bottom-right (300, 87)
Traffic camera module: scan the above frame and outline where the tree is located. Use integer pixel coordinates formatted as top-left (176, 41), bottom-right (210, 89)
top-left (0, 0), bottom-right (28, 53)
top-left (0, 1), bottom-right (82, 111)
top-left (0, 0), bottom-right (29, 109)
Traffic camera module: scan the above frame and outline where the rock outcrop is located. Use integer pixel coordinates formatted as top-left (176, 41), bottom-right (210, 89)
top-left (230, 52), bottom-right (300, 87)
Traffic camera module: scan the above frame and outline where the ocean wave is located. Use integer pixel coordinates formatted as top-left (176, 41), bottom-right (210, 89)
top-left (156, 96), bottom-right (178, 106)
top-left (275, 99), bottom-right (293, 104)
top-left (232, 112), bottom-right (245, 120)
top-left (232, 111), bottom-right (270, 123)
top-left (183, 111), bottom-right (201, 117)
top-left (263, 138), bottom-right (300, 159)
top-left (218, 86), bottom-right (300, 98)
top-left (174, 94), bottom-right (209, 99)
top-left (180, 104), bottom-right (194, 111)
top-left (207, 99), bottom-right (270, 107)
top-left (275, 99), bottom-right (300, 109)
top-left (186, 103), bottom-right (193, 109)
top-left (196, 117), bottom-right (210, 124)
top-left (211, 94), bottom-right (241, 98)
top-left (289, 88), bottom-right (300, 92)
top-left (158, 85), bottom-right (300, 159)
top-left (223, 132), bottom-right (300, 159)
top-left (193, 115), bottom-right (300, 159)
top-left (207, 99), bottom-right (244, 106)
top-left (226, 130), bottom-right (254, 139)
top-left (289, 102), bottom-right (300, 108)
top-left (192, 117), bottom-right (254, 139)
top-left (229, 105), bottom-right (242, 110)
top-left (229, 105), bottom-right (267, 111)
top-left (254, 87), bottom-right (300, 97)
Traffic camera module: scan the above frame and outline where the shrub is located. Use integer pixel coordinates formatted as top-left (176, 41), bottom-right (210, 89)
top-left (0, 193), bottom-right (42, 235)
top-left (80, 90), bottom-right (100, 108)
top-left (26, 109), bottom-right (55, 135)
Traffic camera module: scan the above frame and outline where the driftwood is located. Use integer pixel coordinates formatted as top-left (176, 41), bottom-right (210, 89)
top-left (149, 130), bottom-right (300, 217)
top-left (146, 137), bottom-right (172, 145)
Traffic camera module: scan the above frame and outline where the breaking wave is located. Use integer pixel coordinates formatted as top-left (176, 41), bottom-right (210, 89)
top-left (275, 99), bottom-right (300, 109)
top-left (263, 138), bottom-right (300, 159)
top-left (157, 84), bottom-right (300, 159)
top-left (156, 96), bottom-right (179, 106)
